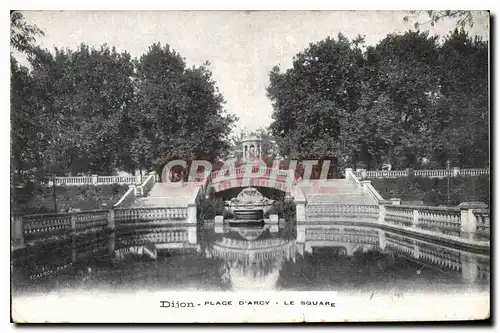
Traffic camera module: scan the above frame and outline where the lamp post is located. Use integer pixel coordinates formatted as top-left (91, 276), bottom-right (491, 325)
top-left (446, 160), bottom-right (451, 206)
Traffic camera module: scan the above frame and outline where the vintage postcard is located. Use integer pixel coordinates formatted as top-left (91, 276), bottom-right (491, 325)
top-left (10, 10), bottom-right (490, 323)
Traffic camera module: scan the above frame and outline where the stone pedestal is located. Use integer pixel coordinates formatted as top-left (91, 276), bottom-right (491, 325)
top-left (269, 214), bottom-right (279, 224)
top-left (215, 215), bottom-right (224, 223)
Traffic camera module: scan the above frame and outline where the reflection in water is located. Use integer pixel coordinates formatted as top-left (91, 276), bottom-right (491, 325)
top-left (11, 220), bottom-right (490, 295)
top-left (207, 224), bottom-right (296, 291)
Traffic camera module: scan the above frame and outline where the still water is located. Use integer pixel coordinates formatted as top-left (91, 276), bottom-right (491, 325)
top-left (12, 220), bottom-right (490, 295)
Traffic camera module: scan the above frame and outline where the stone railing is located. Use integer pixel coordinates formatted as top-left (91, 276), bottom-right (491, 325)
top-left (12, 203), bottom-right (196, 250)
top-left (51, 175), bottom-right (140, 187)
top-left (306, 204), bottom-right (379, 221)
top-left (345, 168), bottom-right (386, 204)
top-left (114, 207), bottom-right (189, 223)
top-left (13, 209), bottom-right (114, 246)
top-left (472, 208), bottom-right (490, 240)
top-left (353, 167), bottom-right (489, 179)
top-left (382, 203), bottom-right (489, 240)
top-left (113, 172), bottom-right (157, 208)
top-left (210, 166), bottom-right (291, 181)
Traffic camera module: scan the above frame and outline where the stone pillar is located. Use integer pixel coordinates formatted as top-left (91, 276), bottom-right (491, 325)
top-left (390, 198), bottom-right (401, 206)
top-left (297, 225), bottom-right (306, 243)
top-left (107, 209), bottom-right (115, 230)
top-left (136, 173), bottom-right (142, 185)
top-left (92, 174), bottom-right (98, 185)
top-left (461, 253), bottom-right (478, 284)
top-left (413, 242), bottom-right (420, 259)
top-left (269, 214), bottom-right (279, 224)
top-left (187, 204), bottom-right (197, 224)
top-left (453, 167), bottom-right (460, 177)
top-left (413, 209), bottom-right (420, 227)
top-left (71, 235), bottom-right (77, 263)
top-left (11, 216), bottom-right (24, 250)
top-left (108, 233), bottom-right (116, 255)
top-left (378, 205), bottom-right (386, 223)
top-left (378, 230), bottom-right (386, 250)
top-left (187, 226), bottom-right (197, 244)
top-left (296, 201), bottom-right (306, 223)
top-left (458, 202), bottom-right (486, 240)
top-left (344, 168), bottom-right (353, 179)
top-left (70, 214), bottom-right (77, 234)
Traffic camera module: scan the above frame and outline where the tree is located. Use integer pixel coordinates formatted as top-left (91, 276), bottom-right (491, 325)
top-left (28, 44), bottom-right (136, 176)
top-left (11, 11), bottom-right (44, 56)
top-left (430, 29), bottom-right (489, 167)
top-left (267, 33), bottom-right (366, 166)
top-left (267, 29), bottom-right (488, 171)
top-left (131, 43), bottom-right (237, 172)
top-left (403, 10), bottom-right (476, 29)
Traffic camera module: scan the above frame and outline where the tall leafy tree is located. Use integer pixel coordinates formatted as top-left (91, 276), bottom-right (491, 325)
top-left (131, 43), bottom-right (236, 172)
top-left (267, 33), bottom-right (366, 164)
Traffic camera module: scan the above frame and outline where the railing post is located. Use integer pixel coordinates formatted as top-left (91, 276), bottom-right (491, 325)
top-left (297, 225), bottom-right (306, 243)
top-left (108, 233), bottom-right (116, 255)
top-left (378, 205), bottom-right (386, 223)
top-left (70, 213), bottom-right (76, 234)
top-left (92, 174), bottom-right (98, 185)
top-left (187, 226), bottom-right (197, 244)
top-left (378, 230), bottom-right (386, 250)
top-left (345, 168), bottom-right (352, 179)
top-left (187, 204), bottom-right (197, 224)
top-left (461, 253), bottom-right (478, 284)
top-left (453, 167), bottom-right (460, 177)
top-left (136, 173), bottom-right (142, 185)
top-left (413, 242), bottom-right (420, 259)
top-left (458, 202), bottom-right (485, 240)
top-left (107, 209), bottom-right (115, 230)
top-left (412, 209), bottom-right (419, 227)
top-left (11, 216), bottom-right (24, 250)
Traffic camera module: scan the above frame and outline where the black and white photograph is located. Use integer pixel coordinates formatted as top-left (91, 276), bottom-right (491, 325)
top-left (9, 8), bottom-right (490, 323)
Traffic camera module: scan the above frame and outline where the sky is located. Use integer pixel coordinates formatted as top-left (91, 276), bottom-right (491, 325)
top-left (19, 10), bottom-right (489, 133)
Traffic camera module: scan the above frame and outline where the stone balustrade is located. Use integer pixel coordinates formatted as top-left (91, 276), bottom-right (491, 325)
top-left (113, 172), bottom-right (157, 208)
top-left (352, 167), bottom-right (489, 179)
top-left (306, 204), bottom-right (379, 220)
top-left (51, 175), bottom-right (140, 186)
top-left (12, 204), bottom-right (196, 250)
top-left (114, 207), bottom-right (189, 222)
top-left (210, 166), bottom-right (292, 181)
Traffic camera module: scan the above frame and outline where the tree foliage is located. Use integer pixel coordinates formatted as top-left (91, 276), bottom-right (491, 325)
top-left (11, 11), bottom-right (44, 55)
top-left (267, 30), bottom-right (488, 170)
top-left (12, 39), bottom-right (236, 185)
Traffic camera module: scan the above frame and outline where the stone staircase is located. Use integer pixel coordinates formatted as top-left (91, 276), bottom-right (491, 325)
top-left (131, 183), bottom-right (199, 208)
top-left (299, 179), bottom-right (378, 205)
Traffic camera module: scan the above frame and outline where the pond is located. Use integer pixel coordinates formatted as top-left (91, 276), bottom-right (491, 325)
top-left (11, 220), bottom-right (490, 296)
